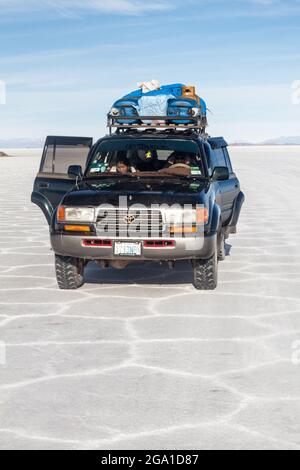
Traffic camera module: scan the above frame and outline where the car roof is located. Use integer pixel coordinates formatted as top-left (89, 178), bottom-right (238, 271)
top-left (93, 132), bottom-right (227, 149)
top-left (97, 130), bottom-right (222, 143)
top-left (207, 137), bottom-right (228, 148)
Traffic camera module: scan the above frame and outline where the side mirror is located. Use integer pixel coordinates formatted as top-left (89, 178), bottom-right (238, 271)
top-left (68, 165), bottom-right (83, 179)
top-left (212, 166), bottom-right (229, 181)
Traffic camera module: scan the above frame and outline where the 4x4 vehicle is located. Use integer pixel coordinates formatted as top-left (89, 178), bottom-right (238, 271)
top-left (31, 126), bottom-right (244, 290)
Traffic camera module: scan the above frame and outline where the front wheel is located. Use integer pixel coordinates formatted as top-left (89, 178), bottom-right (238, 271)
top-left (55, 255), bottom-right (85, 290)
top-left (192, 252), bottom-right (218, 290)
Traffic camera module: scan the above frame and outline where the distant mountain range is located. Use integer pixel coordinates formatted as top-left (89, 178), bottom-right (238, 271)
top-left (259, 136), bottom-right (300, 145)
top-left (231, 136), bottom-right (300, 146)
top-left (1, 136), bottom-right (300, 148)
top-left (0, 138), bottom-right (43, 148)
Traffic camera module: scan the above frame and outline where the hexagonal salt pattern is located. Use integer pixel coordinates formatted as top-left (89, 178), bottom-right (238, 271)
top-left (0, 147), bottom-right (300, 450)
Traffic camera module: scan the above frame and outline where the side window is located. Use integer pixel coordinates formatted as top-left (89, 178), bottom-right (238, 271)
top-left (214, 148), bottom-right (227, 167)
top-left (42, 145), bottom-right (55, 173)
top-left (223, 147), bottom-right (233, 173)
top-left (41, 144), bottom-right (90, 174)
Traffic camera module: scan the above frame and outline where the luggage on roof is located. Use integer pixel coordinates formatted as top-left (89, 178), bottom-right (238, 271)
top-left (109, 82), bottom-right (208, 131)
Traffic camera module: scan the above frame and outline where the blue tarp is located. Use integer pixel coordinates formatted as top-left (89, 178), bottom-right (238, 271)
top-left (112, 83), bottom-right (207, 124)
top-left (124, 83), bottom-right (206, 118)
top-left (124, 83), bottom-right (184, 100)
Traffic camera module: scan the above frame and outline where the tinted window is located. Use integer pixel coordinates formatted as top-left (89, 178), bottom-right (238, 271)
top-left (42, 145), bottom-right (54, 173)
top-left (214, 148), bottom-right (226, 167)
top-left (87, 139), bottom-right (205, 177)
top-left (223, 147), bottom-right (233, 173)
top-left (41, 144), bottom-right (90, 174)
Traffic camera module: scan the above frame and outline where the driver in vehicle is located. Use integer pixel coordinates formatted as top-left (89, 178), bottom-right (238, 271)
top-left (165, 152), bottom-right (193, 168)
top-left (158, 151), bottom-right (194, 176)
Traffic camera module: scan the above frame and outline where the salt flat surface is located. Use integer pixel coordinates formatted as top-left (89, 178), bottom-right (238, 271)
top-left (0, 147), bottom-right (299, 450)
top-left (0, 148), bottom-right (43, 158)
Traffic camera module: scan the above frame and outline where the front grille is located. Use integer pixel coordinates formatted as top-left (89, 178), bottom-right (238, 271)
top-left (96, 209), bottom-right (163, 238)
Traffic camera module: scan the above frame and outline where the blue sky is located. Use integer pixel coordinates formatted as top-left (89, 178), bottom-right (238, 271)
top-left (0, 0), bottom-right (299, 143)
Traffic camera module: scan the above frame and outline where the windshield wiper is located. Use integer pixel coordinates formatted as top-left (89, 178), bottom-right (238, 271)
top-left (85, 174), bottom-right (133, 179)
top-left (84, 174), bottom-right (208, 183)
top-left (141, 174), bottom-right (207, 181)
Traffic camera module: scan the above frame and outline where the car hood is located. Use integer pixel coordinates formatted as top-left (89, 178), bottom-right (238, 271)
top-left (62, 178), bottom-right (207, 206)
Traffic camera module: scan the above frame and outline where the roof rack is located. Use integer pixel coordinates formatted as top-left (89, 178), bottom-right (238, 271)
top-left (107, 113), bottom-right (208, 135)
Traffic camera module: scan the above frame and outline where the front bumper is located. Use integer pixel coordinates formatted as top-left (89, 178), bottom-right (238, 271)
top-left (51, 233), bottom-right (217, 261)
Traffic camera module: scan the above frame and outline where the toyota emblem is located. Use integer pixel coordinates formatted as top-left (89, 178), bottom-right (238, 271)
top-left (124, 215), bottom-right (135, 224)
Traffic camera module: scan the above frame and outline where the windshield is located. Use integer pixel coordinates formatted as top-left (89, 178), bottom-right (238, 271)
top-left (86, 139), bottom-right (204, 178)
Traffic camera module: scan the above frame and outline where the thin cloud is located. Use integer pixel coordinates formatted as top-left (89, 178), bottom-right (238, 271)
top-left (0, 43), bottom-right (137, 65)
top-left (1, 0), bottom-right (300, 18)
top-left (186, 0), bottom-right (300, 17)
top-left (0, 0), bottom-right (173, 16)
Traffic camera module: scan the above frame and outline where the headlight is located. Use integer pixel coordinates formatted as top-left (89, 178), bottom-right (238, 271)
top-left (165, 209), bottom-right (197, 225)
top-left (57, 207), bottom-right (95, 223)
top-left (165, 208), bottom-right (209, 225)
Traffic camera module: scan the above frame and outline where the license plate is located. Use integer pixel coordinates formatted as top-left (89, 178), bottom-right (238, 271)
top-left (114, 242), bottom-right (142, 257)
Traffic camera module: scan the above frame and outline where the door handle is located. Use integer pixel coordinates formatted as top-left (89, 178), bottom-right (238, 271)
top-left (38, 183), bottom-right (50, 189)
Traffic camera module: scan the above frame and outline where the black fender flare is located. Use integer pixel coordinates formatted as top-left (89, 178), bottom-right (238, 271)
top-left (31, 192), bottom-right (53, 225)
top-left (50, 207), bottom-right (59, 233)
top-left (208, 203), bottom-right (222, 235)
top-left (229, 191), bottom-right (245, 228)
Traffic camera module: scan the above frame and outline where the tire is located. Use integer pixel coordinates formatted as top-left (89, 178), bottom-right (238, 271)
top-left (55, 255), bottom-right (85, 290)
top-left (193, 252), bottom-right (218, 290)
top-left (218, 228), bottom-right (226, 262)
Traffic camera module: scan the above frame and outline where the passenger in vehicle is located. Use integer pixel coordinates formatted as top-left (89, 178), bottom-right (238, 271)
top-left (116, 157), bottom-right (131, 175)
top-left (135, 149), bottom-right (161, 172)
top-left (110, 157), bottom-right (136, 175)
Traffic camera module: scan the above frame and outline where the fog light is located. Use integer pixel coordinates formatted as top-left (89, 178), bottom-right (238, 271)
top-left (64, 225), bottom-right (91, 232)
top-left (170, 227), bottom-right (198, 234)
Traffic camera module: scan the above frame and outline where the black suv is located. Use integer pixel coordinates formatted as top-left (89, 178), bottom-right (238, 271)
top-left (31, 130), bottom-right (244, 290)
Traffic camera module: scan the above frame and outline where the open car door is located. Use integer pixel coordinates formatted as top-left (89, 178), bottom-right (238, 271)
top-left (31, 136), bottom-right (93, 224)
